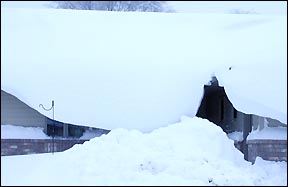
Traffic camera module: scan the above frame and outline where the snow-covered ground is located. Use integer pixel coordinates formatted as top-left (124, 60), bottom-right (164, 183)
top-left (1, 117), bottom-right (287, 186)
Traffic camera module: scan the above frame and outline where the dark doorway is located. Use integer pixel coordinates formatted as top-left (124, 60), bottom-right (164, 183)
top-left (196, 77), bottom-right (254, 160)
top-left (196, 76), bottom-right (235, 134)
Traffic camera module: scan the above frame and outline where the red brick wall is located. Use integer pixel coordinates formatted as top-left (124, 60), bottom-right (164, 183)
top-left (1, 139), bottom-right (88, 156)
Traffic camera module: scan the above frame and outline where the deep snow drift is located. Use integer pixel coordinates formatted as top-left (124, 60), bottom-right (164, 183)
top-left (1, 117), bottom-right (287, 186)
top-left (1, 8), bottom-right (287, 132)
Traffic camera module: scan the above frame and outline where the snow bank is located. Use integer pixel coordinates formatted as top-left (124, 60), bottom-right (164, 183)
top-left (1, 8), bottom-right (286, 132)
top-left (1, 117), bottom-right (286, 186)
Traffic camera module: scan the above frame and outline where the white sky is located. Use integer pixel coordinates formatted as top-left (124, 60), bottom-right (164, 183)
top-left (1, 1), bottom-right (50, 8)
top-left (169, 1), bottom-right (287, 15)
top-left (1, 1), bottom-right (287, 15)
top-left (1, 116), bottom-right (287, 185)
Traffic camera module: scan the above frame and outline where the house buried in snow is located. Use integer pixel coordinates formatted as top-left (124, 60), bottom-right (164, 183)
top-left (1, 90), bottom-right (110, 139)
top-left (1, 89), bottom-right (110, 156)
top-left (196, 76), bottom-right (286, 161)
top-left (1, 8), bottom-right (287, 162)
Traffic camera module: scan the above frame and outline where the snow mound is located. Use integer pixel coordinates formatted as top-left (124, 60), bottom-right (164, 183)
top-left (1, 116), bottom-right (287, 185)
top-left (62, 116), bottom-right (249, 185)
top-left (75, 116), bottom-right (244, 162)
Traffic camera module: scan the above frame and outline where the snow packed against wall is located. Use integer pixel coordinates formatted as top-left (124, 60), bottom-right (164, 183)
top-left (1, 8), bottom-right (287, 132)
top-left (0, 124), bottom-right (101, 140)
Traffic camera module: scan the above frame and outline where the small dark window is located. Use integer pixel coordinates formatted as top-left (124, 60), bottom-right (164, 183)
top-left (233, 108), bottom-right (237, 119)
top-left (68, 125), bottom-right (85, 138)
top-left (47, 124), bottom-right (63, 137)
top-left (221, 98), bottom-right (224, 121)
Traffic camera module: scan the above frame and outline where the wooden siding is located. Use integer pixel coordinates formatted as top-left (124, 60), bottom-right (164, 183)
top-left (1, 90), bottom-right (47, 131)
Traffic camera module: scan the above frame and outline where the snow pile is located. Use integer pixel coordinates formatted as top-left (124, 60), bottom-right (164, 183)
top-left (1, 8), bottom-right (286, 132)
top-left (1, 125), bottom-right (51, 139)
top-left (1, 117), bottom-right (287, 186)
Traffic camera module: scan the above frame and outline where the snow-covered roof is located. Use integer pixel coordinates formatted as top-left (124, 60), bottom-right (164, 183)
top-left (1, 8), bottom-right (287, 132)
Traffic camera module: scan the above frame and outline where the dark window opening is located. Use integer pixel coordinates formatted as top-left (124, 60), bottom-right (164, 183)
top-left (220, 98), bottom-right (224, 121)
top-left (47, 124), bottom-right (63, 137)
top-left (68, 125), bottom-right (85, 138)
top-left (234, 108), bottom-right (237, 119)
top-left (47, 118), bottom-right (64, 137)
top-left (46, 118), bottom-right (110, 139)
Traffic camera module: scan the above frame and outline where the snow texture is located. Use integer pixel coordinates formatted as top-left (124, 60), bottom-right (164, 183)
top-left (1, 116), bottom-right (287, 186)
top-left (1, 8), bottom-right (287, 133)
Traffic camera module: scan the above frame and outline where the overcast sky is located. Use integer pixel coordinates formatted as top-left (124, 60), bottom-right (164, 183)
top-left (169, 1), bottom-right (287, 14)
top-left (1, 1), bottom-right (287, 15)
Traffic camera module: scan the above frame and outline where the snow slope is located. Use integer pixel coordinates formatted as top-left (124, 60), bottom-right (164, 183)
top-left (1, 8), bottom-right (286, 132)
